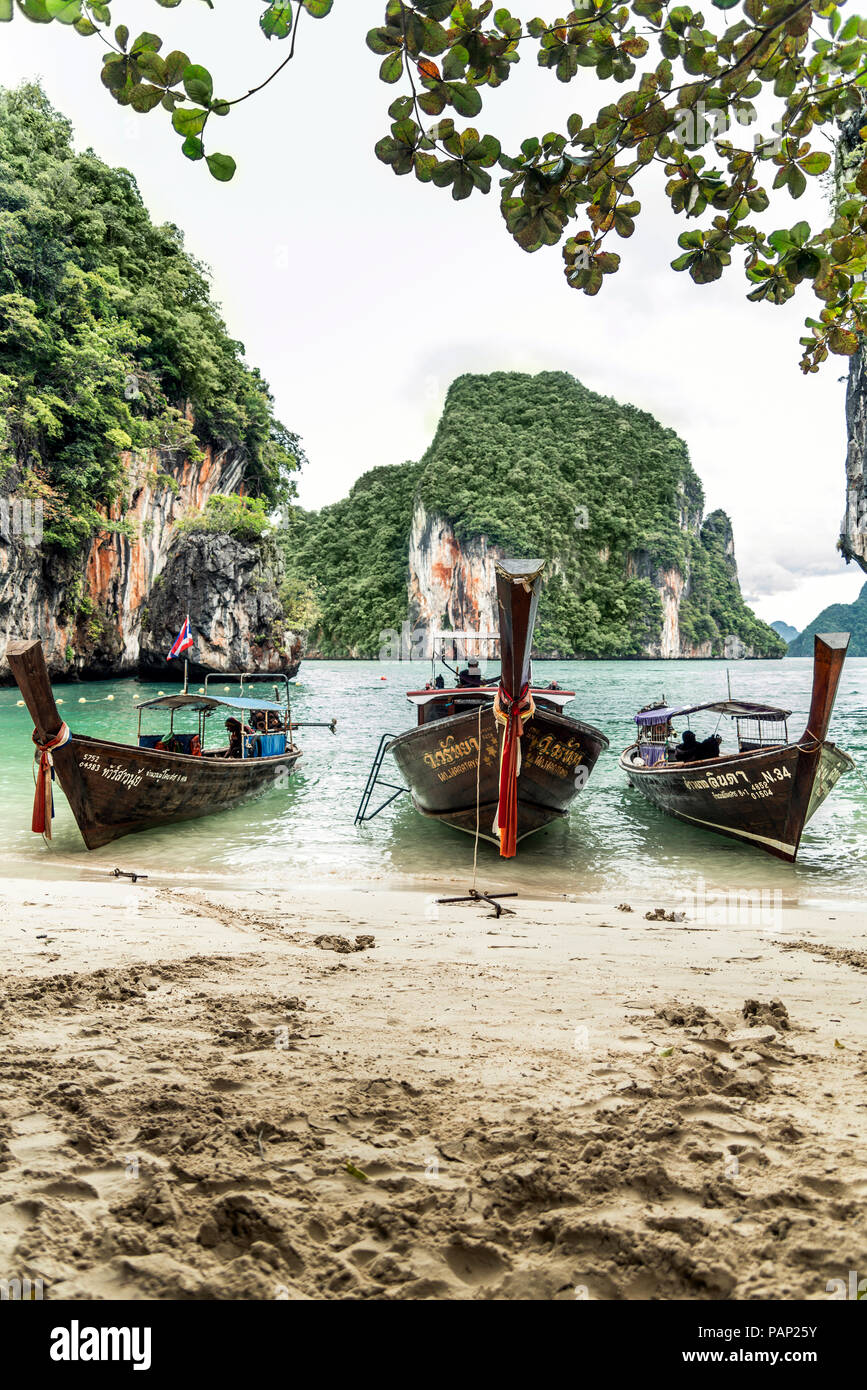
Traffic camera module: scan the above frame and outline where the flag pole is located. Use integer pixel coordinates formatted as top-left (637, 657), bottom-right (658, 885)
top-left (183, 659), bottom-right (189, 694)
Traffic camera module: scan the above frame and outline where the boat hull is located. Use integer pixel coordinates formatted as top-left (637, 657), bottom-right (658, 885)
top-left (620, 740), bottom-right (851, 861)
top-left (391, 705), bottom-right (608, 846)
top-left (48, 733), bottom-right (301, 850)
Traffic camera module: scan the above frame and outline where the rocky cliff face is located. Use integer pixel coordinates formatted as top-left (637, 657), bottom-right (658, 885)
top-left (625, 552), bottom-right (698, 658)
top-left (407, 501), bottom-right (758, 659)
top-left (140, 531), bottom-right (302, 679)
top-left (407, 503), bottom-right (503, 654)
top-left (841, 344), bottom-right (867, 572)
top-left (0, 445), bottom-right (298, 682)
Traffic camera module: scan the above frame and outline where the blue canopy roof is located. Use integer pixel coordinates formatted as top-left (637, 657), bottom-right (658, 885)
top-left (139, 693), bottom-right (285, 714)
top-left (636, 699), bottom-right (790, 726)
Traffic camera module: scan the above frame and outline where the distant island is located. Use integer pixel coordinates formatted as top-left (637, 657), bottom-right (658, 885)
top-left (788, 583), bottom-right (867, 657)
top-left (772, 620), bottom-right (800, 644)
top-left (282, 372), bottom-right (785, 661)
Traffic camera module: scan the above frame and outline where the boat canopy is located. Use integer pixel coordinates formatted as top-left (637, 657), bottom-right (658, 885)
top-left (636, 699), bottom-right (791, 726)
top-left (138, 693), bottom-right (286, 714)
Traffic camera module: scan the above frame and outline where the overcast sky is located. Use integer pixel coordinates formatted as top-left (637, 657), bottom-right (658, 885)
top-left (2, 1), bottom-right (864, 630)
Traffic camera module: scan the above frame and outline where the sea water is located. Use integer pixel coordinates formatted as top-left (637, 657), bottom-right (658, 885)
top-left (0, 659), bottom-right (864, 906)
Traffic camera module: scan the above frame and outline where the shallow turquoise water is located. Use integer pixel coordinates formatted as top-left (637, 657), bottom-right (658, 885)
top-left (0, 658), bottom-right (865, 903)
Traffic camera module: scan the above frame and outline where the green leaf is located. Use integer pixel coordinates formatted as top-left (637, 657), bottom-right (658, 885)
top-left (172, 106), bottom-right (208, 137)
top-left (380, 51), bottom-right (404, 83)
top-left (163, 51), bottom-right (190, 87)
top-left (0, 0), bottom-right (13, 19)
top-left (261, 2), bottom-right (293, 40)
top-left (800, 151), bottom-right (831, 176)
top-left (302, 0), bottom-right (333, 15)
top-left (45, 0), bottom-right (82, 23)
top-left (788, 165), bottom-right (807, 199)
top-left (129, 84), bottom-right (165, 113)
top-left (136, 52), bottom-right (168, 84)
top-left (131, 31), bottom-right (163, 55)
top-left (206, 152), bottom-right (237, 182)
top-left (443, 44), bottom-right (469, 80)
top-left (183, 64), bottom-right (214, 106)
top-left (447, 82), bottom-right (482, 118)
top-left (182, 135), bottom-right (205, 161)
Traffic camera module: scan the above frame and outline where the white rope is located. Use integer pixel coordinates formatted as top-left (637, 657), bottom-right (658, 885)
top-left (469, 706), bottom-right (483, 889)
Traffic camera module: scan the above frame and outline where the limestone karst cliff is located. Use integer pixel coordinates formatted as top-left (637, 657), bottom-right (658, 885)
top-left (0, 83), bottom-right (302, 684)
top-left (837, 113), bottom-right (867, 574)
top-left (140, 530), bottom-right (302, 680)
top-left (841, 343), bottom-right (867, 572)
top-left (283, 372), bottom-right (784, 660)
top-left (1, 446), bottom-right (243, 680)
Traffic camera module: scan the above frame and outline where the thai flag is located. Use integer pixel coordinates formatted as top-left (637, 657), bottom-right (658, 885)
top-left (168, 616), bottom-right (194, 661)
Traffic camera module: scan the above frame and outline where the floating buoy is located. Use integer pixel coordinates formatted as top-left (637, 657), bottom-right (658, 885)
top-left (132, 695), bottom-right (139, 702)
top-left (223, 686), bottom-right (231, 693)
top-left (198, 687), bottom-right (205, 694)
top-left (106, 694), bottom-right (114, 701)
top-left (380, 676), bottom-right (387, 681)
top-left (16, 699), bottom-right (24, 706)
top-left (158, 690), bottom-right (165, 696)
top-left (79, 697), bottom-right (86, 703)
top-left (57, 699), bottom-right (64, 706)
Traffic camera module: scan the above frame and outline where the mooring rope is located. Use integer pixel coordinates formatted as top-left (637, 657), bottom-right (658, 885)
top-left (471, 700), bottom-right (482, 892)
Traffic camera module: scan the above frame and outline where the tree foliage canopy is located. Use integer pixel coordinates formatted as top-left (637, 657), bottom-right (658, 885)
top-left (0, 82), bottom-right (301, 548)
top-left (7, 0), bottom-right (867, 369)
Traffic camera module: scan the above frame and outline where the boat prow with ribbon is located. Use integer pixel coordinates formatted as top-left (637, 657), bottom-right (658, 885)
top-left (381, 559), bottom-right (609, 856)
top-left (5, 638), bottom-right (322, 850)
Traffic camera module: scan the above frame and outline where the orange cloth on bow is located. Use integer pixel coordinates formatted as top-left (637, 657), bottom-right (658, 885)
top-left (493, 683), bottom-right (535, 858)
top-left (32, 723), bottom-right (70, 838)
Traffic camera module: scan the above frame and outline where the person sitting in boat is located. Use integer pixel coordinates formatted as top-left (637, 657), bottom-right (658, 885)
top-left (458, 658), bottom-right (482, 688)
top-left (223, 717), bottom-right (254, 758)
top-left (675, 729), bottom-right (722, 763)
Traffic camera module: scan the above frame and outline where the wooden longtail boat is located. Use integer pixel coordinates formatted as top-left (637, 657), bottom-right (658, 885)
top-left (619, 632), bottom-right (853, 862)
top-left (387, 559), bottom-right (609, 855)
top-left (6, 639), bottom-right (303, 850)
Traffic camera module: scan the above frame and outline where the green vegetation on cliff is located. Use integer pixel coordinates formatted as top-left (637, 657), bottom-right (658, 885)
top-left (177, 494), bottom-right (272, 543)
top-left (282, 371), bottom-right (784, 659)
top-left (279, 462), bottom-right (423, 656)
top-left (788, 583), bottom-right (867, 657)
top-left (0, 84), bottom-right (301, 550)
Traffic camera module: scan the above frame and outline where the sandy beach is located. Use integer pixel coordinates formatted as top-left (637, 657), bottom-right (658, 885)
top-left (1, 872), bottom-right (866, 1301)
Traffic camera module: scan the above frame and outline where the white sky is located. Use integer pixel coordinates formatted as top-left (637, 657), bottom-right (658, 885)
top-left (2, 0), bottom-right (864, 630)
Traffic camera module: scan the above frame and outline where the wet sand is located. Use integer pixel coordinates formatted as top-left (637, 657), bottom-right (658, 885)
top-left (1, 875), bottom-right (866, 1300)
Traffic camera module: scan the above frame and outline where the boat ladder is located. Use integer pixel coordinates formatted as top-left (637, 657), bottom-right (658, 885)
top-left (354, 733), bottom-right (407, 824)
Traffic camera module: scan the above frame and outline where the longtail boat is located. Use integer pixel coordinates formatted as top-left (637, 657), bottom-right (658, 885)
top-left (372, 559), bottom-right (609, 856)
top-left (6, 639), bottom-right (308, 850)
top-left (619, 632), bottom-right (853, 862)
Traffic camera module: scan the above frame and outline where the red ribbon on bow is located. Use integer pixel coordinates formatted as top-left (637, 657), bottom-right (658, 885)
top-left (32, 723), bottom-right (70, 838)
top-left (493, 683), bottom-right (535, 859)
